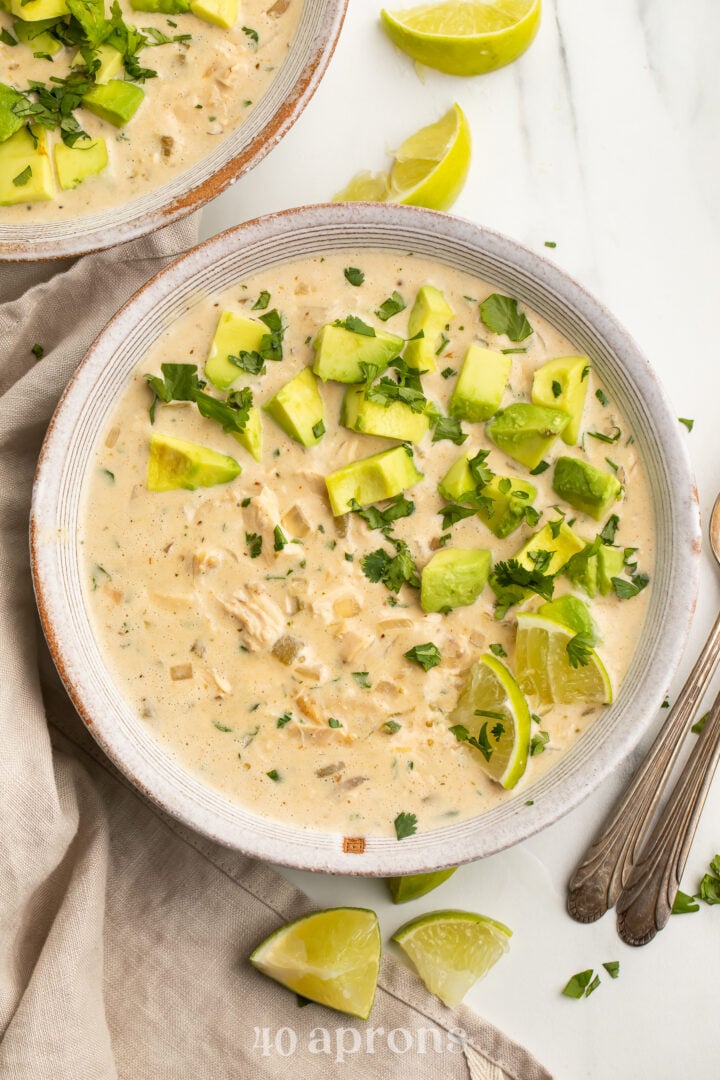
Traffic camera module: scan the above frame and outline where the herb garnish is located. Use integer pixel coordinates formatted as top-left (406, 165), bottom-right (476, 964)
top-left (587, 425), bottom-right (621, 445)
top-left (679, 417), bottom-right (694, 432)
top-left (349, 494), bottom-right (415, 535)
top-left (328, 717), bottom-right (342, 728)
top-left (432, 416), bottom-right (467, 445)
top-left (361, 539), bottom-right (420, 593)
top-left (394, 812), bottom-right (417, 840)
top-left (529, 460), bottom-right (550, 476)
top-left (334, 315), bottom-right (376, 337)
top-left (266, 769), bottom-right (280, 781)
top-left (12, 166), bottom-right (32, 187)
top-left (245, 532), bottom-right (262, 559)
top-left (252, 290), bottom-right (271, 310)
top-left (480, 293), bottom-right (533, 342)
top-left (273, 525), bottom-right (287, 552)
top-left (228, 350), bottom-right (265, 375)
top-left (489, 643), bottom-right (508, 658)
top-left (441, 366), bottom-right (457, 379)
top-left (530, 730), bottom-right (550, 755)
top-left (344, 266), bottom-right (365, 286)
top-left (352, 671), bottom-right (371, 689)
top-left (257, 308), bottom-right (285, 361)
top-left (276, 712), bottom-right (292, 728)
top-left (599, 514), bottom-right (620, 545)
top-left (492, 555), bottom-right (555, 618)
top-left (450, 722), bottom-right (496, 762)
top-left (595, 389), bottom-right (609, 406)
top-left (403, 642), bottom-right (442, 671)
top-left (562, 969), bottom-right (596, 999)
top-left (383, 720), bottom-right (401, 734)
top-left (566, 632), bottom-right (593, 668)
top-left (242, 25), bottom-right (259, 44)
top-left (611, 573), bottom-right (649, 599)
top-left (363, 357), bottom-right (427, 413)
top-left (31, 343), bottom-right (45, 360)
top-left (144, 362), bottom-right (253, 434)
top-left (375, 290), bottom-right (405, 321)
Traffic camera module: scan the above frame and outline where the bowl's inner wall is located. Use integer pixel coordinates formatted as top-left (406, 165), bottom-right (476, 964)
top-left (35, 209), bottom-right (696, 872)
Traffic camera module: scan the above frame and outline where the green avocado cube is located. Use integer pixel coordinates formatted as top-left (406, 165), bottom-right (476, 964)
top-left (532, 355), bottom-right (590, 445)
top-left (403, 285), bottom-right (454, 373)
top-left (147, 433), bottom-right (241, 491)
top-left (0, 126), bottom-right (54, 206)
top-left (82, 81), bottom-right (144, 128)
top-left (476, 474), bottom-right (537, 539)
top-left (75, 43), bottom-right (124, 84)
top-left (12, 19), bottom-right (62, 54)
top-left (421, 548), bottom-right (492, 613)
top-left (438, 453), bottom-right (475, 502)
top-left (54, 136), bottom-right (108, 190)
top-left (325, 445), bottom-right (422, 516)
top-left (231, 405), bottom-right (263, 462)
top-left (263, 367), bottom-right (325, 448)
top-left (563, 543), bottom-right (598, 598)
top-left (130, 0), bottom-right (190, 10)
top-left (552, 456), bottom-right (622, 520)
top-left (340, 385), bottom-right (430, 444)
top-left (449, 345), bottom-right (512, 423)
top-left (190, 0), bottom-right (237, 27)
top-left (312, 323), bottom-right (403, 384)
top-left (486, 403), bottom-right (570, 470)
top-left (597, 545), bottom-right (626, 595)
top-left (490, 521), bottom-right (585, 606)
top-left (8, 0), bottom-right (67, 19)
top-left (0, 83), bottom-right (24, 144)
top-left (204, 311), bottom-right (267, 390)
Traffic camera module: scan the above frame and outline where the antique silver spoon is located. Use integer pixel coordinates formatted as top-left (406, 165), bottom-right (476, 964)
top-left (567, 492), bottom-right (720, 929)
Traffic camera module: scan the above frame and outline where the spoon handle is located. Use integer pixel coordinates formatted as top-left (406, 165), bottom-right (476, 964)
top-left (615, 689), bottom-right (720, 945)
top-left (567, 609), bottom-right (720, 924)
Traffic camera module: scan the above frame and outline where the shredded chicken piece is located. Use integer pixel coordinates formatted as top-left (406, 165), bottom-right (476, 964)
top-left (244, 486), bottom-right (281, 538)
top-left (217, 584), bottom-right (285, 651)
top-left (337, 629), bottom-right (373, 663)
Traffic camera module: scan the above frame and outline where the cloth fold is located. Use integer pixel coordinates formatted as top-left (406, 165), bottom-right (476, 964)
top-left (0, 225), bottom-right (551, 1080)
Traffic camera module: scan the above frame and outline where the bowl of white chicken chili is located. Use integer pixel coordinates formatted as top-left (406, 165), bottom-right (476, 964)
top-left (0, 0), bottom-right (346, 260)
top-left (31, 202), bottom-right (700, 874)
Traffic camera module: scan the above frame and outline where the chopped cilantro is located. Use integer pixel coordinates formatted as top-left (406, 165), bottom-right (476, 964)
top-left (602, 961), bottom-right (620, 979)
top-left (383, 720), bottom-right (401, 734)
top-left (544, 240), bottom-right (557, 248)
top-left (344, 266), bottom-right (365, 286)
top-left (12, 166), bottom-right (32, 187)
top-left (245, 532), bottom-right (262, 559)
top-left (213, 721), bottom-right (232, 733)
top-left (566, 632), bottom-right (593, 668)
top-left (276, 713), bottom-right (292, 728)
top-left (252, 290), bottom-right (271, 310)
top-left (493, 557), bottom-right (555, 608)
top-left (273, 525), bottom-right (287, 552)
top-left (587, 426), bottom-right (621, 445)
top-left (328, 717), bottom-right (342, 728)
top-left (361, 539), bottom-right (419, 593)
top-left (334, 315), bottom-right (376, 337)
top-left (31, 343), bottom-right (45, 360)
top-left (679, 417), bottom-right (694, 432)
top-left (595, 388), bottom-right (609, 406)
top-left (562, 969), bottom-right (595, 999)
top-left (364, 358), bottom-right (427, 414)
top-left (432, 415), bottom-right (467, 445)
top-left (257, 308), bottom-right (285, 361)
top-left (441, 366), bottom-right (457, 379)
top-left (450, 721), bottom-right (495, 762)
top-left (394, 811), bottom-right (417, 840)
top-left (611, 573), bottom-right (649, 599)
top-left (439, 504), bottom-right (477, 529)
top-left (599, 515), bottom-right (619, 545)
top-left (530, 730), bottom-right (550, 755)
top-left (551, 379), bottom-right (562, 398)
top-left (671, 890), bottom-right (700, 915)
top-left (489, 643), bottom-right (508, 658)
top-left (692, 711), bottom-right (710, 735)
top-left (228, 350), bottom-right (265, 375)
top-left (403, 642), bottom-right (442, 671)
top-left (480, 293), bottom-right (533, 342)
top-left (312, 419), bottom-right (326, 439)
top-left (435, 332), bottom-right (450, 356)
top-left (242, 25), bottom-right (259, 43)
top-left (375, 290), bottom-right (405, 321)
top-left (529, 460), bottom-right (550, 476)
top-left (349, 494), bottom-right (415, 534)
top-left (0, 27), bottom-right (17, 45)
top-left (352, 671), bottom-right (371, 689)
top-left (266, 769), bottom-right (280, 781)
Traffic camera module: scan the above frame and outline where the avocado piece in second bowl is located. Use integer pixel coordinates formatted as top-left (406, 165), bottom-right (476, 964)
top-left (0, 126), bottom-right (55, 206)
top-left (147, 433), bottom-right (241, 491)
top-left (312, 323), bottom-right (403, 383)
top-left (532, 355), bottom-right (590, 445)
top-left (403, 285), bottom-right (454, 373)
top-left (0, 83), bottom-right (25, 144)
top-left (325, 445), bottom-right (422, 516)
top-left (83, 81), bottom-right (144, 128)
top-left (54, 136), bottom-right (108, 191)
top-left (421, 548), bottom-right (492, 613)
top-left (486, 403), bottom-right (570, 471)
top-left (340, 385), bottom-right (429, 443)
top-left (263, 367), bottom-right (325, 448)
top-left (449, 345), bottom-right (512, 423)
top-left (552, 456), bottom-right (622, 521)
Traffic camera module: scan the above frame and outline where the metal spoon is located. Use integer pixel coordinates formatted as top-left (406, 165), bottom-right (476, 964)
top-left (567, 492), bottom-right (720, 928)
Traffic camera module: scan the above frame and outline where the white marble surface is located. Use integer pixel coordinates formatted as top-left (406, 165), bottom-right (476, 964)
top-left (200, 2), bottom-right (720, 1076)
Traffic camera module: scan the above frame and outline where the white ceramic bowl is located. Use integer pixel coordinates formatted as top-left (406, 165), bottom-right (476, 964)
top-left (0, 0), bottom-right (346, 262)
top-left (31, 203), bottom-right (701, 874)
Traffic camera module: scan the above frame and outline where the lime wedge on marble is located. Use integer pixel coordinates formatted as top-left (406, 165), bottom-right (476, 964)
top-left (387, 867), bottom-right (457, 903)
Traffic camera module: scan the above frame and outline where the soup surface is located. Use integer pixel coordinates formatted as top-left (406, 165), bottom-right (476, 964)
top-left (0, 0), bottom-right (301, 220)
top-left (80, 249), bottom-right (653, 837)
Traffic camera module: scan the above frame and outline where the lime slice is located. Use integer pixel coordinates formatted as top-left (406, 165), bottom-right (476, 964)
top-left (537, 594), bottom-right (598, 640)
top-left (380, 0), bottom-right (542, 77)
top-left (449, 653), bottom-right (531, 788)
top-left (387, 867), bottom-right (457, 903)
top-left (392, 909), bottom-right (512, 1006)
top-left (333, 104), bottom-right (471, 212)
top-left (515, 612), bottom-right (613, 706)
top-left (250, 907), bottom-right (381, 1019)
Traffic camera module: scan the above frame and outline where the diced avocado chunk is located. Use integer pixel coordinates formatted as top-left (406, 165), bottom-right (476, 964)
top-left (325, 445), bottom-right (422, 516)
top-left (54, 136), bottom-right (108, 190)
top-left (190, 0), bottom-right (237, 27)
top-left (563, 543), bottom-right (599, 598)
top-left (597, 545), bottom-right (626, 596)
top-left (449, 345), bottom-right (511, 423)
top-left (312, 323), bottom-right (403, 384)
top-left (12, 20), bottom-right (62, 54)
top-left (8, 0), bottom-right (67, 20)
top-left (74, 43), bottom-right (124, 84)
top-left (205, 310), bottom-right (267, 391)
top-left (403, 285), bottom-right (454, 373)
top-left (340, 385), bottom-right (429, 444)
top-left (421, 548), bottom-right (492, 613)
top-left (486, 403), bottom-right (570, 470)
top-left (231, 404), bottom-right (262, 462)
top-left (263, 367), bottom-right (325, 448)
top-left (532, 355), bottom-right (590, 445)
top-left (438, 453), bottom-right (474, 502)
top-left (147, 433), bottom-right (241, 491)
top-left (490, 522), bottom-right (585, 606)
top-left (0, 83), bottom-right (24, 144)
top-left (0, 126), bottom-right (54, 206)
top-left (538, 594), bottom-right (598, 640)
top-left (83, 81), bottom-right (144, 128)
top-left (476, 474), bottom-right (537, 539)
top-left (552, 456), bottom-right (622, 520)
top-left (130, 0), bottom-right (190, 10)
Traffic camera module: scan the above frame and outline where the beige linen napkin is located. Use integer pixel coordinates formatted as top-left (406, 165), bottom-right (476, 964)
top-left (0, 225), bottom-right (551, 1080)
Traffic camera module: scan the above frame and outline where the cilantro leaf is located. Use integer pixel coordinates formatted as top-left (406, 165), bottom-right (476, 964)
top-left (273, 525), bottom-right (287, 552)
top-left (439, 503), bottom-right (478, 529)
top-left (679, 417), bottom-right (694, 432)
top-left (383, 720), bottom-right (402, 734)
top-left (276, 712), bottom-right (292, 728)
top-left (352, 671), bottom-right (371, 689)
top-left (364, 357), bottom-right (427, 414)
top-left (566, 632), bottom-right (593, 668)
top-left (252, 290), bottom-right (271, 310)
top-left (493, 557), bottom-right (555, 603)
top-left (602, 961), bottom-right (620, 979)
top-left (12, 166), bottom-right (32, 187)
top-left (468, 449), bottom-right (494, 489)
top-left (245, 532), bottom-right (262, 559)
top-left (599, 514), bottom-right (620, 545)
top-left (562, 969), bottom-right (595, 999)
top-left (433, 415), bottom-right (467, 445)
top-left (375, 290), bottom-right (406, 321)
top-left (530, 730), bottom-right (550, 755)
top-left (611, 573), bottom-right (649, 599)
top-left (671, 890), bottom-right (700, 914)
top-left (698, 873), bottom-right (720, 905)
top-left (403, 642), bottom-right (442, 671)
top-left (335, 315), bottom-right (376, 337)
top-left (529, 460), bottom-right (550, 476)
top-left (194, 386), bottom-right (253, 435)
top-left (587, 426), bottom-right (621, 445)
top-left (257, 308), bottom-right (284, 361)
top-left (361, 539), bottom-right (420, 593)
top-left (328, 717), bottom-right (342, 728)
top-left (228, 350), bottom-right (265, 375)
top-left (480, 293), bottom-right (533, 342)
top-left (344, 266), bottom-right (365, 286)
top-left (349, 494), bottom-right (415, 534)
top-left (489, 642), bottom-right (507, 658)
top-left (394, 811), bottom-right (417, 840)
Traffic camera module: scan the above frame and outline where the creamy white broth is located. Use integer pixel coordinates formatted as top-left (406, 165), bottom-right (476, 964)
top-left (0, 0), bottom-right (300, 222)
top-left (80, 250), bottom-right (654, 837)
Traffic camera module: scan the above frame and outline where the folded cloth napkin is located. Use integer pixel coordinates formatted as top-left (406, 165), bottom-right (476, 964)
top-left (0, 223), bottom-right (551, 1080)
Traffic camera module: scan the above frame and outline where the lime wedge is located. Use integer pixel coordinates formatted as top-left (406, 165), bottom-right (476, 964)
top-left (333, 104), bottom-right (470, 212)
top-left (380, 0), bottom-right (542, 76)
top-left (392, 909), bottom-right (512, 1006)
top-left (250, 908), bottom-right (381, 1019)
top-left (449, 652), bottom-right (531, 788)
top-left (387, 867), bottom-right (457, 903)
top-left (515, 612), bottom-right (613, 705)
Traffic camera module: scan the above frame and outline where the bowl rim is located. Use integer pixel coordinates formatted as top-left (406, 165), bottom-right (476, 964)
top-left (0, 0), bottom-right (348, 264)
top-left (30, 202), bottom-right (702, 874)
